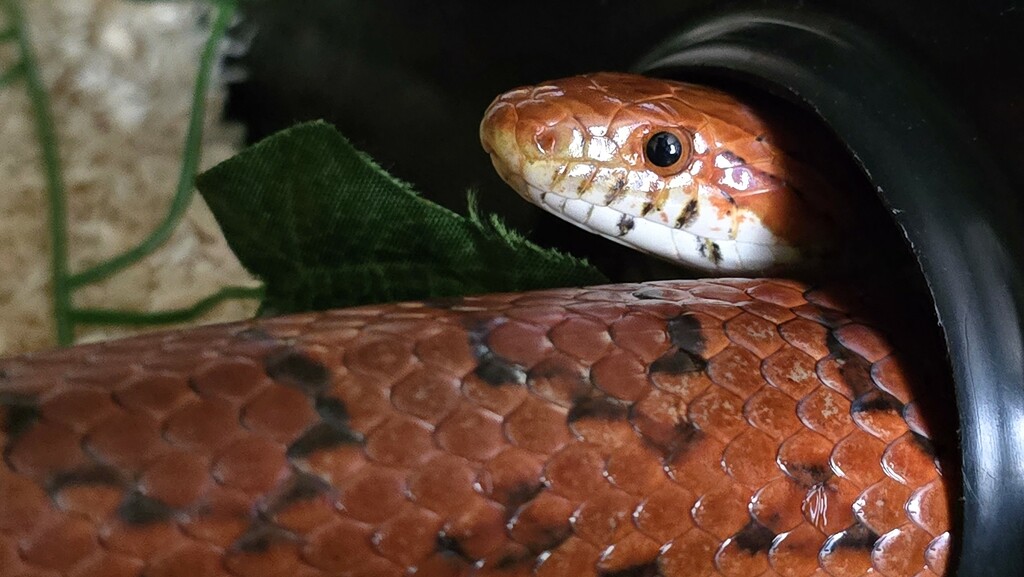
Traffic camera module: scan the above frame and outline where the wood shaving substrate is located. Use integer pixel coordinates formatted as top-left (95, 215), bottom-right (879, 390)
top-left (0, 0), bottom-right (259, 355)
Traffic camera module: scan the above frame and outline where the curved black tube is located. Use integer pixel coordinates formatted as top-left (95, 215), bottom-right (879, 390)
top-left (635, 8), bottom-right (1024, 577)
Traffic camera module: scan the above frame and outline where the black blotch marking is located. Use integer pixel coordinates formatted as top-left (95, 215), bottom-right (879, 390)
top-left (826, 522), bottom-right (880, 551)
top-left (675, 198), bottom-right (699, 228)
top-left (49, 464), bottom-right (125, 494)
top-left (495, 553), bottom-right (534, 570)
top-left (911, 431), bottom-right (937, 457)
top-left (788, 463), bottom-right (833, 488)
top-left (826, 334), bottom-right (876, 397)
top-left (436, 532), bottom-right (473, 563)
top-left (733, 519), bottom-right (777, 554)
top-left (700, 239), bottom-right (724, 266)
top-left (261, 472), bottom-right (333, 516)
top-left (640, 201), bottom-right (654, 216)
top-left (314, 395), bottom-right (350, 425)
top-left (467, 322), bottom-right (527, 387)
top-left (568, 396), bottom-right (629, 423)
top-left (504, 481), bottom-right (544, 512)
top-left (527, 357), bottom-right (590, 399)
top-left (649, 419), bottom-right (704, 461)
top-left (604, 175), bottom-right (629, 204)
top-left (600, 560), bottom-right (660, 577)
top-left (231, 522), bottom-right (301, 553)
top-left (118, 490), bottom-right (175, 525)
top-left (616, 214), bottom-right (635, 236)
top-left (0, 392), bottom-right (40, 440)
top-left (264, 348), bottom-right (329, 395)
top-left (720, 150), bottom-right (747, 166)
top-left (708, 242), bottom-right (723, 264)
top-left (650, 348), bottom-right (706, 375)
top-left (286, 421), bottom-right (363, 459)
top-left (852, 391), bottom-right (904, 414)
top-left (523, 521), bottom-right (572, 554)
top-left (755, 134), bottom-right (766, 142)
top-left (666, 314), bottom-right (705, 355)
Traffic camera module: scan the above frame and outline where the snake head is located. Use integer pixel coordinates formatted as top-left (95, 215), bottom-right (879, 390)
top-left (480, 72), bottom-right (850, 274)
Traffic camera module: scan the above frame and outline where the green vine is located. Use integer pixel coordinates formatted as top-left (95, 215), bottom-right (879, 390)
top-left (3, 0), bottom-right (262, 347)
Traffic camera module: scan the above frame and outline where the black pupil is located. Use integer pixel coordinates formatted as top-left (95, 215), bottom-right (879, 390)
top-left (646, 132), bottom-right (683, 167)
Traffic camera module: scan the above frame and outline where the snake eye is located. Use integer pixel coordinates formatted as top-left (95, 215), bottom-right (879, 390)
top-left (645, 131), bottom-right (686, 168)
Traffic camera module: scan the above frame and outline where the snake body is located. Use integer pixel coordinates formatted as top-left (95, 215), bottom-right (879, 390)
top-left (0, 74), bottom-right (955, 576)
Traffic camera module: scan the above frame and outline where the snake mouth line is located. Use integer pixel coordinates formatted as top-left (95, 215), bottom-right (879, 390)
top-left (523, 182), bottom-right (802, 273)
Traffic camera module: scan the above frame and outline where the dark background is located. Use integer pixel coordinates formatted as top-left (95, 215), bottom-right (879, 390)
top-left (225, 0), bottom-right (1022, 277)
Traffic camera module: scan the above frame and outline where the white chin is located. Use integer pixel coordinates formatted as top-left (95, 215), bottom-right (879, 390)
top-left (535, 194), bottom-right (803, 275)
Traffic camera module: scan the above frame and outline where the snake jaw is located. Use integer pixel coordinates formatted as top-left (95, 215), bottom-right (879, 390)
top-left (481, 73), bottom-right (845, 274)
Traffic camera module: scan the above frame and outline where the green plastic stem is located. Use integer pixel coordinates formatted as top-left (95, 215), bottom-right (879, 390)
top-left (67, 0), bottom-right (236, 288)
top-left (5, 0), bottom-right (74, 345)
top-left (69, 285), bottom-right (264, 326)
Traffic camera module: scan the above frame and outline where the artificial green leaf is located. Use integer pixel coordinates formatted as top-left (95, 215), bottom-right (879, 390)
top-left (195, 121), bottom-right (607, 313)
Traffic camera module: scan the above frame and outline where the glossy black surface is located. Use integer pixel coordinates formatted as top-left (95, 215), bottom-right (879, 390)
top-left (637, 12), bottom-right (1024, 576)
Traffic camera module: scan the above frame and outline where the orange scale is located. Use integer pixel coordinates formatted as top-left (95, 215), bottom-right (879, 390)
top-left (211, 436), bottom-right (289, 496)
top-left (604, 441), bottom-right (668, 496)
top-left (40, 387), bottom-right (118, 433)
top-left (762, 348), bottom-right (821, 399)
top-left (590, 350), bottom-right (650, 402)
top-left (113, 373), bottom-right (195, 418)
top-left (336, 464), bottom-right (408, 524)
top-left (881, 432), bottom-right (940, 487)
top-left (507, 491), bottom-right (575, 552)
top-left (503, 395), bottom-right (572, 455)
top-left (478, 447), bottom-right (544, 508)
top-left (548, 317), bottom-right (613, 363)
top-left (906, 480), bottom-right (952, 536)
top-left (829, 429), bottom-right (887, 487)
top-left (707, 346), bottom-right (768, 398)
top-left (722, 429), bottom-right (781, 488)
top-left (20, 516), bottom-right (99, 572)
top-left (833, 324), bottom-right (892, 363)
top-left (571, 486), bottom-right (639, 547)
top-left (364, 414), bottom-right (438, 469)
top-left (691, 484), bottom-right (752, 541)
top-left (778, 318), bottom-right (831, 360)
top-left (240, 385), bottom-right (318, 444)
top-left (485, 320), bottom-right (556, 368)
top-left (871, 524), bottom-right (933, 577)
top-left (138, 450), bottom-right (211, 509)
top-left (659, 528), bottom-right (719, 577)
top-left (407, 454), bottom-right (480, 514)
top-left (749, 477), bottom-right (807, 534)
top-left (542, 443), bottom-right (610, 501)
top-left (743, 386), bottom-right (803, 441)
top-left (796, 386), bottom-right (855, 442)
top-left (389, 368), bottom-right (462, 424)
top-left (853, 478), bottom-right (913, 536)
top-left (413, 326), bottom-right (477, 377)
top-left (597, 531), bottom-right (662, 574)
top-left (745, 282), bottom-right (807, 309)
top-left (688, 386), bottom-right (749, 445)
top-left (724, 312), bottom-right (786, 359)
top-left (372, 504), bottom-right (444, 568)
top-left (609, 313), bottom-right (672, 363)
top-left (533, 535), bottom-right (601, 577)
top-left (434, 403), bottom-right (506, 462)
top-left (142, 541), bottom-right (226, 577)
top-left (191, 358), bottom-right (271, 401)
top-left (742, 300), bottom-right (797, 326)
top-left (634, 482), bottom-right (696, 544)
